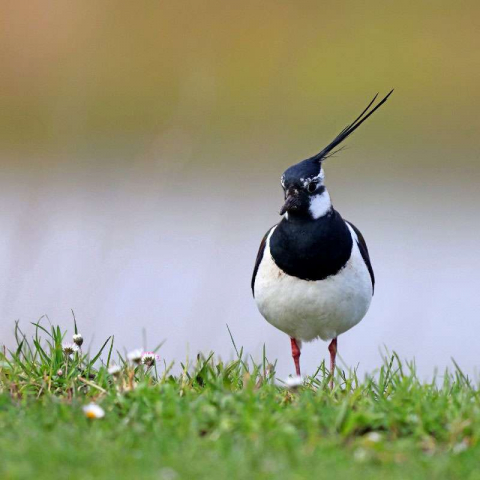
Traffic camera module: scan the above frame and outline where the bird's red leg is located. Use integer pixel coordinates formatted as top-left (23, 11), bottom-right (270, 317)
top-left (328, 337), bottom-right (337, 389)
top-left (290, 338), bottom-right (301, 376)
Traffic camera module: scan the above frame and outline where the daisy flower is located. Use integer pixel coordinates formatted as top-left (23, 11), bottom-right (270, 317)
top-left (365, 432), bottom-right (382, 443)
top-left (62, 343), bottom-right (79, 356)
top-left (108, 364), bottom-right (122, 376)
top-left (284, 375), bottom-right (304, 389)
top-left (82, 404), bottom-right (105, 419)
top-left (72, 333), bottom-right (84, 346)
top-left (127, 349), bottom-right (143, 364)
top-left (141, 352), bottom-right (158, 367)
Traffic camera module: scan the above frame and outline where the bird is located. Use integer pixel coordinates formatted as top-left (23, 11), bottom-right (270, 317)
top-left (251, 91), bottom-right (393, 388)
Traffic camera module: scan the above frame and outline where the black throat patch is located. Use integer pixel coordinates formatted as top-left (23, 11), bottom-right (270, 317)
top-left (269, 209), bottom-right (353, 281)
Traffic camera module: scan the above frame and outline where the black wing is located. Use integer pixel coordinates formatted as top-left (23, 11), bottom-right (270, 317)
top-left (251, 225), bottom-right (276, 297)
top-left (346, 221), bottom-right (375, 294)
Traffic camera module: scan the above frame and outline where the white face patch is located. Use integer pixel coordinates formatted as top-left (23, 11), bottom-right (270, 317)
top-left (308, 190), bottom-right (332, 219)
top-left (280, 174), bottom-right (286, 188)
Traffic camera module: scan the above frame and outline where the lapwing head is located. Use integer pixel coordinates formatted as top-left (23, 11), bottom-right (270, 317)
top-left (280, 90), bottom-right (393, 218)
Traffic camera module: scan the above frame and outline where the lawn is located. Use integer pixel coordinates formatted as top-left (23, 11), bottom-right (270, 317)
top-left (0, 320), bottom-right (479, 480)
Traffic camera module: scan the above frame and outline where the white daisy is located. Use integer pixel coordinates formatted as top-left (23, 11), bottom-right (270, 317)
top-left (82, 404), bottom-right (105, 419)
top-left (453, 440), bottom-right (469, 454)
top-left (284, 375), bottom-right (304, 389)
top-left (141, 352), bottom-right (158, 367)
top-left (72, 333), bottom-right (84, 346)
top-left (159, 467), bottom-right (179, 480)
top-left (353, 448), bottom-right (368, 463)
top-left (108, 364), bottom-right (122, 376)
top-left (62, 343), bottom-right (79, 356)
top-left (127, 349), bottom-right (143, 364)
top-left (365, 432), bottom-right (382, 443)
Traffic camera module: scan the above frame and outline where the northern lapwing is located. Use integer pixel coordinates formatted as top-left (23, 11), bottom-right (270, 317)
top-left (252, 91), bottom-right (392, 387)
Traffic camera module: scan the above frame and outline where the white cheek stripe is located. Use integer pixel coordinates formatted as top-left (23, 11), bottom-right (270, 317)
top-left (309, 190), bottom-right (332, 219)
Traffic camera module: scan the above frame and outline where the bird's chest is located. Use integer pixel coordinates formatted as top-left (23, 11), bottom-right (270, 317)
top-left (254, 226), bottom-right (372, 341)
top-left (269, 213), bottom-right (353, 281)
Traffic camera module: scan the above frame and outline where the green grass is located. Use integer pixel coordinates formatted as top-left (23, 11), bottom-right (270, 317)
top-left (1, 319), bottom-right (479, 480)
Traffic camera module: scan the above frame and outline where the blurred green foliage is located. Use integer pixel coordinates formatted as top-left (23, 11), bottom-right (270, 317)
top-left (1, 1), bottom-right (479, 162)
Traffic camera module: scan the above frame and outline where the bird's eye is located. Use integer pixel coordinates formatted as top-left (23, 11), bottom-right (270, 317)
top-left (307, 182), bottom-right (317, 193)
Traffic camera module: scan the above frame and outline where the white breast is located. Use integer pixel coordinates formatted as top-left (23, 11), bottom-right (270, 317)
top-left (254, 224), bottom-right (373, 342)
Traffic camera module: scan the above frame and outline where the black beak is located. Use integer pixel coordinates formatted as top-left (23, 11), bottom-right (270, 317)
top-left (280, 190), bottom-right (301, 215)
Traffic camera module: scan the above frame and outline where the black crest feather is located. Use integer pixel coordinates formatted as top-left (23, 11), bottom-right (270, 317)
top-left (308, 90), bottom-right (394, 163)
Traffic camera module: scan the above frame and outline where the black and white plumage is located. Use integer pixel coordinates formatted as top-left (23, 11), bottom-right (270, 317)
top-left (252, 91), bottom-right (392, 386)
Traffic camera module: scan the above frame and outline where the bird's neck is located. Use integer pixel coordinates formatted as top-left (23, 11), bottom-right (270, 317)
top-left (308, 188), bottom-right (332, 219)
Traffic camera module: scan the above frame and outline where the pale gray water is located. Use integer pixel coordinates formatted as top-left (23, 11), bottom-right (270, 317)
top-left (1, 148), bottom-right (479, 379)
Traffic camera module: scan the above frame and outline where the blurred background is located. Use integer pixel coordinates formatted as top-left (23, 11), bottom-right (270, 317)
top-left (1, 1), bottom-right (479, 378)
